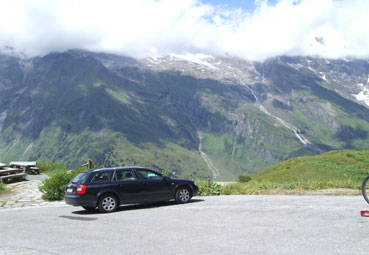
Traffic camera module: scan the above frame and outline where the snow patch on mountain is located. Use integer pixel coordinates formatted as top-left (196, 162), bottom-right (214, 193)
top-left (353, 83), bottom-right (369, 107)
top-left (0, 111), bottom-right (7, 131)
top-left (319, 72), bottom-right (327, 81)
top-left (170, 54), bottom-right (218, 70)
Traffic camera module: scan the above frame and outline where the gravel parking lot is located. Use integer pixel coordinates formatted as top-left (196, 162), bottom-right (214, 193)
top-left (1, 195), bottom-right (369, 255)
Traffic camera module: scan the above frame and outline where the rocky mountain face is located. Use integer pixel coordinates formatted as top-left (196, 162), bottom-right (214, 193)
top-left (0, 49), bottom-right (369, 179)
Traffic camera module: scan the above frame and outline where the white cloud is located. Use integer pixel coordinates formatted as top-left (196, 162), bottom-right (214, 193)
top-left (0, 0), bottom-right (369, 61)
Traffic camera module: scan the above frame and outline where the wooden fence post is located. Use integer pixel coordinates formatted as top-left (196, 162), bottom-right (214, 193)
top-left (207, 177), bottom-right (210, 195)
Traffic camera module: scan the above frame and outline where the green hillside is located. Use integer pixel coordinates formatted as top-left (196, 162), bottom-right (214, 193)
top-left (217, 149), bottom-right (369, 195)
top-left (253, 149), bottom-right (369, 186)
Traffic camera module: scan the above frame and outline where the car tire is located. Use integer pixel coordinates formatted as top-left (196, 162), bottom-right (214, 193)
top-left (175, 187), bottom-right (191, 203)
top-left (98, 194), bottom-right (118, 213)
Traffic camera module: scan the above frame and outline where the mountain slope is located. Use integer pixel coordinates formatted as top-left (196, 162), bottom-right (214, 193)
top-left (0, 50), bottom-right (369, 179)
top-left (253, 149), bottom-right (369, 185)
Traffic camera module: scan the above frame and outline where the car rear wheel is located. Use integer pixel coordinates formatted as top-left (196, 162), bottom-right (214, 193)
top-left (175, 187), bottom-right (191, 203)
top-left (98, 194), bottom-right (118, 213)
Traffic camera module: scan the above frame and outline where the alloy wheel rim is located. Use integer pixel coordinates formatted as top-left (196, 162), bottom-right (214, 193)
top-left (179, 189), bottom-right (190, 202)
top-left (102, 197), bottom-right (116, 211)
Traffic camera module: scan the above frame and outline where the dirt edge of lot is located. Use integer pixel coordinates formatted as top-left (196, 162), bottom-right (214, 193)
top-left (251, 188), bottom-right (361, 196)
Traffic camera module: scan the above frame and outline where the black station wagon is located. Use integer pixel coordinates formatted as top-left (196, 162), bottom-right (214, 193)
top-left (65, 167), bottom-right (199, 213)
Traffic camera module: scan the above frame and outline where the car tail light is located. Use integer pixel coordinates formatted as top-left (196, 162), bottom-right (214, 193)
top-left (76, 185), bottom-right (87, 194)
top-left (361, 211), bottom-right (369, 217)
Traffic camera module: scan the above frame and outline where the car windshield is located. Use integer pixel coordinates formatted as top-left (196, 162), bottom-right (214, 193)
top-left (71, 172), bottom-right (89, 184)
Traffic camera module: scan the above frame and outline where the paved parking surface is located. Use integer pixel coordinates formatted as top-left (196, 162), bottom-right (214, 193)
top-left (1, 195), bottom-right (369, 255)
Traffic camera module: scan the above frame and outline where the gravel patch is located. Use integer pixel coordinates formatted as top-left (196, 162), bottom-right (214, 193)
top-left (0, 179), bottom-right (64, 209)
top-left (26, 173), bottom-right (48, 181)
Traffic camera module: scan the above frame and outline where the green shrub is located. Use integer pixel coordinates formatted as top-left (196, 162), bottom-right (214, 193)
top-left (39, 170), bottom-right (79, 201)
top-left (238, 175), bottom-right (252, 183)
top-left (222, 185), bottom-right (232, 195)
top-left (197, 180), bottom-right (221, 196)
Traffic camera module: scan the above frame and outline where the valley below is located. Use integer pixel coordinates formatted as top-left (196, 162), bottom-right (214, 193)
top-left (1, 50), bottom-right (369, 179)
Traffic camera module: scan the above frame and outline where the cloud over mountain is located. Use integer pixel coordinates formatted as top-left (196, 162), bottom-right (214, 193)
top-left (1, 0), bottom-right (369, 61)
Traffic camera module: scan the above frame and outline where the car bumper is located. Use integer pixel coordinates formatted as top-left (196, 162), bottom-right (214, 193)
top-left (64, 194), bottom-right (96, 207)
top-left (192, 185), bottom-right (199, 196)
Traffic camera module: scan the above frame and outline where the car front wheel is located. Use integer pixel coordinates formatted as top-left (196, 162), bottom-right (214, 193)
top-left (175, 187), bottom-right (191, 203)
top-left (98, 194), bottom-right (118, 213)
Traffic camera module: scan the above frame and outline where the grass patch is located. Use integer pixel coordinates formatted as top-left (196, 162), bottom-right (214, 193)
top-left (252, 149), bottom-right (369, 185)
top-left (230, 149), bottom-right (369, 194)
top-left (220, 179), bottom-right (360, 195)
top-left (197, 149), bottom-right (369, 196)
top-left (106, 88), bottom-right (131, 105)
top-left (37, 161), bottom-right (67, 176)
top-left (0, 182), bottom-right (8, 195)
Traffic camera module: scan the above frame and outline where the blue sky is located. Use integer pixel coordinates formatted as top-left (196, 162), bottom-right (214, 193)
top-left (202, 0), bottom-right (278, 11)
top-left (202, 0), bottom-right (257, 11)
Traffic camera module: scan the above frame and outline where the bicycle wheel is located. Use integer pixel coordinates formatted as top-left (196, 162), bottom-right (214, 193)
top-left (361, 175), bottom-right (369, 204)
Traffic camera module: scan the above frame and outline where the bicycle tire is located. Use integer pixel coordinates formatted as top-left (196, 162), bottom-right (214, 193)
top-left (361, 175), bottom-right (369, 204)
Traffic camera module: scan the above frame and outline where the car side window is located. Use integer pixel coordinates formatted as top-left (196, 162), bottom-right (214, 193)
top-left (91, 171), bottom-right (113, 183)
top-left (114, 169), bottom-right (137, 181)
top-left (137, 169), bottom-right (162, 180)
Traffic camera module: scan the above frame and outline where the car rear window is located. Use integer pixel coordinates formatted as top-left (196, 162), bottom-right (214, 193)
top-left (91, 171), bottom-right (114, 183)
top-left (71, 172), bottom-right (89, 184)
top-left (114, 169), bottom-right (137, 181)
